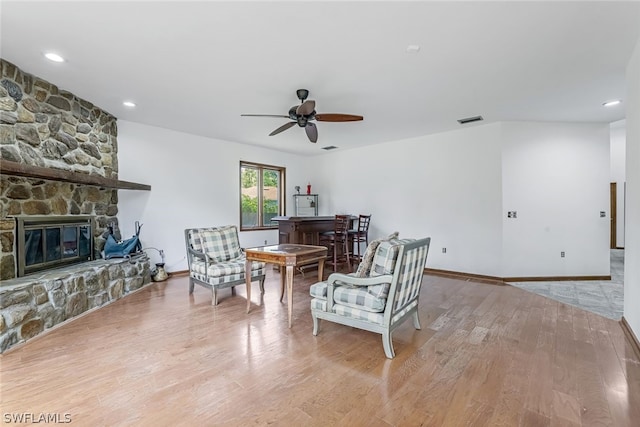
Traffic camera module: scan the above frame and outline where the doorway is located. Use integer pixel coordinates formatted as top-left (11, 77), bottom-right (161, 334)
top-left (610, 182), bottom-right (617, 249)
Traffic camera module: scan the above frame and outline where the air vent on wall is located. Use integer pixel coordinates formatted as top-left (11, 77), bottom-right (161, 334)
top-left (457, 115), bottom-right (484, 125)
top-left (322, 146), bottom-right (339, 150)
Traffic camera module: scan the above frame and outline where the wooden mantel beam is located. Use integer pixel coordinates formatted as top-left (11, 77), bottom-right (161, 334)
top-left (0, 159), bottom-right (151, 191)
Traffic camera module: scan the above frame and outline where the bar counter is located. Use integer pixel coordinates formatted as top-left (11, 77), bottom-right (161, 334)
top-left (271, 216), bottom-right (355, 246)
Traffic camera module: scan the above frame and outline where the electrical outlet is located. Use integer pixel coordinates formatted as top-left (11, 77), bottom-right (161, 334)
top-left (442, 248), bottom-right (447, 254)
top-left (600, 211), bottom-right (606, 218)
top-left (507, 211), bottom-right (517, 218)
top-left (264, 240), bottom-right (268, 245)
top-left (561, 251), bottom-right (565, 258)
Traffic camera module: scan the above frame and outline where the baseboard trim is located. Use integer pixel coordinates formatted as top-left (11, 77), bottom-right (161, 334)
top-left (424, 268), bottom-right (505, 286)
top-left (620, 316), bottom-right (640, 361)
top-left (503, 275), bottom-right (611, 282)
top-left (424, 268), bottom-right (613, 286)
top-left (168, 269), bottom-right (189, 277)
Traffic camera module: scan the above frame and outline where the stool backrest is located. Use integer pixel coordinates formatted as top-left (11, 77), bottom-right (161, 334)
top-left (357, 215), bottom-right (371, 233)
top-left (334, 214), bottom-right (351, 236)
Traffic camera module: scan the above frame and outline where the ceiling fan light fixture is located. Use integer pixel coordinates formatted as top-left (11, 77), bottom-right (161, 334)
top-left (241, 89), bottom-right (363, 143)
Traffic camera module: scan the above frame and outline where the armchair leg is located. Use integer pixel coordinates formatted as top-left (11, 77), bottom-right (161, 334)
top-left (212, 288), bottom-right (218, 306)
top-left (382, 331), bottom-right (395, 359)
top-left (231, 286), bottom-right (236, 296)
top-left (259, 276), bottom-right (265, 294)
top-left (312, 314), bottom-right (320, 336)
top-left (189, 278), bottom-right (195, 294)
top-left (413, 311), bottom-right (421, 330)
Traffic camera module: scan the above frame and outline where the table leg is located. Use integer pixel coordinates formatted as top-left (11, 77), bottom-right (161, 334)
top-left (246, 259), bottom-right (252, 313)
top-left (279, 265), bottom-right (285, 302)
top-left (318, 257), bottom-right (325, 282)
top-left (286, 265), bottom-right (294, 328)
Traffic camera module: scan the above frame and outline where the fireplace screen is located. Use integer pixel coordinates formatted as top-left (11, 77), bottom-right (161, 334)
top-left (16, 216), bottom-right (93, 277)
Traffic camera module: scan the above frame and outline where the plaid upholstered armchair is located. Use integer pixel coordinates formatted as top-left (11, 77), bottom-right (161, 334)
top-left (184, 225), bottom-right (266, 305)
top-left (310, 237), bottom-right (431, 358)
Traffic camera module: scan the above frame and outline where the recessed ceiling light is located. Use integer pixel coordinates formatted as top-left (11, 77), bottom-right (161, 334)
top-left (44, 52), bottom-right (64, 63)
top-left (406, 45), bottom-right (420, 53)
top-left (123, 101), bottom-right (136, 107)
top-left (603, 100), bottom-right (621, 107)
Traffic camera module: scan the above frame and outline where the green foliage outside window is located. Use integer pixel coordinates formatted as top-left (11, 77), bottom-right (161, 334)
top-left (240, 163), bottom-right (284, 229)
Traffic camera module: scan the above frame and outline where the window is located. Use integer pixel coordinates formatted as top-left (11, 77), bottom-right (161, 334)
top-left (240, 161), bottom-right (285, 230)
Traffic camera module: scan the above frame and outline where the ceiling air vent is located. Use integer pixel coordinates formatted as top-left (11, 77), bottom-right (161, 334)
top-left (322, 146), bottom-right (339, 151)
top-left (457, 115), bottom-right (484, 125)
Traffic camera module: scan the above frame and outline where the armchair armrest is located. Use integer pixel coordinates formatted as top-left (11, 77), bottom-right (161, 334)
top-left (326, 273), bottom-right (393, 310)
top-left (187, 247), bottom-right (212, 280)
top-left (188, 247), bottom-right (206, 260)
top-left (327, 273), bottom-right (393, 287)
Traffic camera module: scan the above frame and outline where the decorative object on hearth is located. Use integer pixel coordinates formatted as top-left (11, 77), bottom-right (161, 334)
top-left (295, 185), bottom-right (301, 194)
top-left (145, 247), bottom-right (168, 282)
top-left (241, 89), bottom-right (363, 143)
top-left (152, 264), bottom-right (168, 282)
top-left (104, 221), bottom-right (143, 260)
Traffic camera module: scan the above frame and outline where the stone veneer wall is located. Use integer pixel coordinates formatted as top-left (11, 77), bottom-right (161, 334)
top-left (0, 58), bottom-right (120, 280)
top-left (0, 257), bottom-right (150, 353)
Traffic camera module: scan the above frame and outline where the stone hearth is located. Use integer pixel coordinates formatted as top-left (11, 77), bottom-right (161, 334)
top-left (0, 256), bottom-right (150, 353)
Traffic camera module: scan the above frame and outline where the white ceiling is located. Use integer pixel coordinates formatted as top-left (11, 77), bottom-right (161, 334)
top-left (2, 1), bottom-right (639, 156)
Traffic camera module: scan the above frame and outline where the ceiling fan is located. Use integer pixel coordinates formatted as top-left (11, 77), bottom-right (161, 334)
top-left (241, 89), bottom-right (363, 143)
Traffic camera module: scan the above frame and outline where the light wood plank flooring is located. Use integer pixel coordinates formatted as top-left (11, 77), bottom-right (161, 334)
top-left (2, 269), bottom-right (640, 426)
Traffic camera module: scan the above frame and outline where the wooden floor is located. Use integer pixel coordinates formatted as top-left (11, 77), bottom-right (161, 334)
top-left (2, 268), bottom-right (640, 426)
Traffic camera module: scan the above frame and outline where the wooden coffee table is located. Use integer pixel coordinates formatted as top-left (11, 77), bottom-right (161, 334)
top-left (245, 244), bottom-right (328, 327)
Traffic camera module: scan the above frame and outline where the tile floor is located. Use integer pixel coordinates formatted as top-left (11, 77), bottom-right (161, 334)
top-left (507, 249), bottom-right (624, 320)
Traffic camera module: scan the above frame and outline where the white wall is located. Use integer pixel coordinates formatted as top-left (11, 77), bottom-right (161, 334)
top-left (116, 121), bottom-right (311, 271)
top-left (314, 123), bottom-right (504, 276)
top-left (624, 36), bottom-right (640, 338)
top-left (610, 120), bottom-right (626, 247)
top-left (501, 122), bottom-right (611, 277)
top-left (115, 118), bottom-right (613, 281)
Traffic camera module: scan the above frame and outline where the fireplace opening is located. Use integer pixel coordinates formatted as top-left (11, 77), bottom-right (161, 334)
top-left (16, 216), bottom-right (94, 277)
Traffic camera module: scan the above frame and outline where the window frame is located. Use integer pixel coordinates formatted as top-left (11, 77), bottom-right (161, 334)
top-left (239, 161), bottom-right (286, 231)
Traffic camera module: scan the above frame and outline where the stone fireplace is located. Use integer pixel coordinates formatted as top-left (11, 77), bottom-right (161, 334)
top-left (1, 58), bottom-right (121, 280)
top-left (15, 215), bottom-right (94, 277)
top-left (0, 58), bottom-right (151, 353)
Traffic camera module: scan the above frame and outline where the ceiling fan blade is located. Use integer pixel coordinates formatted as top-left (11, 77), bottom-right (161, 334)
top-left (241, 114), bottom-right (289, 118)
top-left (296, 100), bottom-right (316, 116)
top-left (315, 113), bottom-right (363, 122)
top-left (269, 122), bottom-right (296, 136)
top-left (305, 123), bottom-right (318, 143)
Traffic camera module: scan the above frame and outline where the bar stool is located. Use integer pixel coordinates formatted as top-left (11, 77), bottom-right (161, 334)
top-left (348, 214), bottom-right (371, 264)
top-left (319, 214), bottom-right (351, 272)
